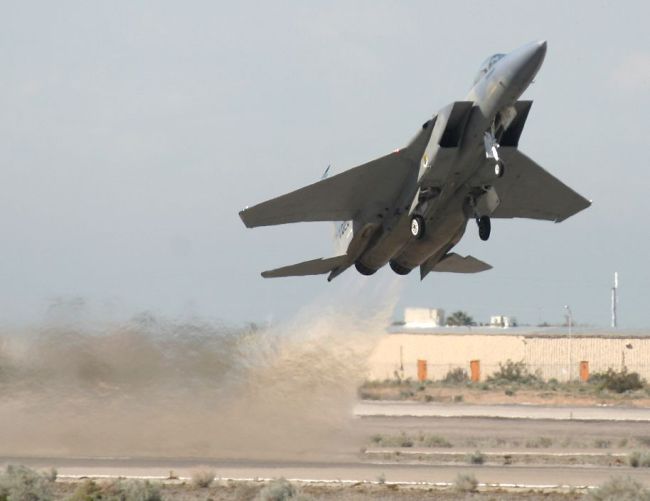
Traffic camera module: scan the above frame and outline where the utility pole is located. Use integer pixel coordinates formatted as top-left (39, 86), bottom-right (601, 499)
top-left (564, 305), bottom-right (573, 381)
top-left (611, 272), bottom-right (618, 328)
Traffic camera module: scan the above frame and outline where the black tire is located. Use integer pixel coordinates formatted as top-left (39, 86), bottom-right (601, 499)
top-left (410, 215), bottom-right (425, 239)
top-left (495, 160), bottom-right (505, 178)
top-left (478, 215), bottom-right (491, 241)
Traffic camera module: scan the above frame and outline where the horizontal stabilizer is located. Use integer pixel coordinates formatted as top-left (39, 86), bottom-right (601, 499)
top-left (262, 254), bottom-right (349, 279)
top-left (420, 253), bottom-right (492, 279)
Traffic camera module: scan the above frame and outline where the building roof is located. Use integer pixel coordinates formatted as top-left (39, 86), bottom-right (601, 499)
top-left (388, 325), bottom-right (650, 339)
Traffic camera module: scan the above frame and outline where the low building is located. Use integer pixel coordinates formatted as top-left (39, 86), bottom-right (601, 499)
top-left (367, 326), bottom-right (650, 382)
top-left (403, 307), bottom-right (445, 328)
top-left (489, 315), bottom-right (517, 328)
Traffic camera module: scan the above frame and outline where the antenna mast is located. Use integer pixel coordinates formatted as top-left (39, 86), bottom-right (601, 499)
top-left (611, 272), bottom-right (618, 328)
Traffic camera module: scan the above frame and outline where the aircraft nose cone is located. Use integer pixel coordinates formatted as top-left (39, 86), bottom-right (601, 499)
top-left (508, 40), bottom-right (547, 90)
top-left (535, 40), bottom-right (547, 60)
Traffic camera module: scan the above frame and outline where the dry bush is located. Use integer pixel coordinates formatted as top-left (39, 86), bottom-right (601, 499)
top-left (257, 478), bottom-right (295, 501)
top-left (466, 450), bottom-right (485, 464)
top-left (487, 359), bottom-right (540, 385)
top-left (454, 473), bottom-right (478, 493)
top-left (420, 434), bottom-right (452, 448)
top-left (525, 437), bottom-right (553, 448)
top-left (369, 432), bottom-right (414, 448)
top-left (588, 476), bottom-right (650, 500)
top-left (0, 464), bottom-right (55, 501)
top-left (442, 367), bottom-right (469, 384)
top-left (589, 368), bottom-right (645, 393)
top-left (628, 451), bottom-right (650, 467)
top-left (191, 469), bottom-right (216, 488)
top-left (69, 478), bottom-right (162, 501)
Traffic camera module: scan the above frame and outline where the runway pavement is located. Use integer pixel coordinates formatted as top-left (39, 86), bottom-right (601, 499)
top-left (1, 456), bottom-right (649, 488)
top-left (4, 402), bottom-right (650, 490)
top-left (355, 401), bottom-right (650, 421)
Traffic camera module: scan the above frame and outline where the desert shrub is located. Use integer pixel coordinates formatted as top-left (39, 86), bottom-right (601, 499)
top-left (370, 432), bottom-right (414, 448)
top-left (191, 469), bottom-right (215, 488)
top-left (466, 450), bottom-right (485, 464)
top-left (637, 436), bottom-right (650, 447)
top-left (453, 394), bottom-right (464, 402)
top-left (0, 464), bottom-right (54, 501)
top-left (588, 476), bottom-right (650, 500)
top-left (589, 368), bottom-right (645, 393)
top-left (70, 478), bottom-right (162, 501)
top-left (234, 482), bottom-right (262, 500)
top-left (420, 434), bottom-right (452, 448)
top-left (487, 360), bottom-right (540, 385)
top-left (442, 367), bottom-right (469, 384)
top-left (453, 473), bottom-right (478, 493)
top-left (628, 451), bottom-right (650, 467)
top-left (525, 437), bottom-right (553, 448)
top-left (257, 478), bottom-right (295, 501)
top-left (115, 479), bottom-right (161, 501)
top-left (594, 439), bottom-right (611, 449)
top-left (69, 479), bottom-right (103, 501)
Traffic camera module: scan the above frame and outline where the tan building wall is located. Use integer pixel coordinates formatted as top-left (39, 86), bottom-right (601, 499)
top-left (367, 332), bottom-right (650, 382)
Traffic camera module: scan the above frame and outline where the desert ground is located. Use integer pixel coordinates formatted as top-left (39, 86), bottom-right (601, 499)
top-left (1, 315), bottom-right (650, 499)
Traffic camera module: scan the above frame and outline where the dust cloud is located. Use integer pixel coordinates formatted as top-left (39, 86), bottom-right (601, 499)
top-left (0, 277), bottom-right (400, 460)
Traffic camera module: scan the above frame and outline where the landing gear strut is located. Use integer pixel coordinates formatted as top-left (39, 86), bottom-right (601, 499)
top-left (410, 215), bottom-right (425, 239)
top-left (477, 215), bottom-right (491, 241)
top-left (484, 131), bottom-right (505, 178)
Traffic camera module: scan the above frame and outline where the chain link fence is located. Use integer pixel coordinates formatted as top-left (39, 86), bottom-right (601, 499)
top-left (371, 361), bottom-right (650, 383)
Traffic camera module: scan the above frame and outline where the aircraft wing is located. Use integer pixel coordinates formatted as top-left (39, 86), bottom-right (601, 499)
top-left (239, 136), bottom-right (430, 228)
top-left (491, 149), bottom-right (591, 222)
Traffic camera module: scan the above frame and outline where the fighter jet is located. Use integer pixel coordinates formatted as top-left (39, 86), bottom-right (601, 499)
top-left (239, 41), bottom-right (590, 281)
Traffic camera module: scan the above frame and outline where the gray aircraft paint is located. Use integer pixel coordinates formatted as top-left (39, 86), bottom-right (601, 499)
top-left (239, 41), bottom-right (590, 281)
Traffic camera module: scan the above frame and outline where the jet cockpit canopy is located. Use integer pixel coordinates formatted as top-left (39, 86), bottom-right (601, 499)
top-left (473, 53), bottom-right (505, 85)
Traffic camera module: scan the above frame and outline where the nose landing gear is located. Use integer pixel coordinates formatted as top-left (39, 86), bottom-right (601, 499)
top-left (477, 215), bottom-right (491, 241)
top-left (494, 159), bottom-right (505, 178)
top-left (484, 131), bottom-right (505, 178)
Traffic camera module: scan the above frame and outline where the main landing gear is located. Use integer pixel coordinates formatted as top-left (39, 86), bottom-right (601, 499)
top-left (410, 215), bottom-right (425, 239)
top-left (477, 215), bottom-right (491, 241)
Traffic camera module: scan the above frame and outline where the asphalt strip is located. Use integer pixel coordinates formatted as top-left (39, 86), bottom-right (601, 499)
top-left (354, 401), bottom-right (650, 421)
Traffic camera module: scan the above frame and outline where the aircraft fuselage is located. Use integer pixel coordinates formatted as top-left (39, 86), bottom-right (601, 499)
top-left (353, 41), bottom-right (548, 276)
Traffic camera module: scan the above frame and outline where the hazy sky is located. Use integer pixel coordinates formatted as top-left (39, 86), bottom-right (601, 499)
top-left (1, 1), bottom-right (649, 327)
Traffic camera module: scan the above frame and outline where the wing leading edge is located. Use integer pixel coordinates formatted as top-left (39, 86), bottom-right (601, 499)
top-left (492, 149), bottom-right (591, 222)
top-left (238, 121), bottom-right (435, 228)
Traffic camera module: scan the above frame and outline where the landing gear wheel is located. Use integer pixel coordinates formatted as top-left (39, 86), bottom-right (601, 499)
top-left (494, 160), bottom-right (505, 178)
top-left (410, 215), bottom-right (425, 239)
top-left (477, 215), bottom-right (491, 241)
